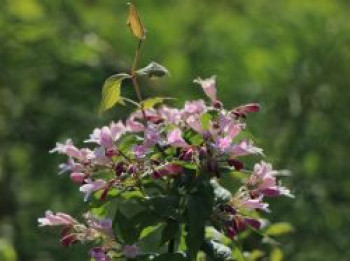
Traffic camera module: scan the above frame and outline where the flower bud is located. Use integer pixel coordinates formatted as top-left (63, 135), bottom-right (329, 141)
top-left (127, 165), bottom-right (136, 174)
top-left (227, 158), bottom-right (244, 171)
top-left (60, 233), bottom-right (78, 247)
top-left (114, 162), bottom-right (125, 176)
top-left (151, 170), bottom-right (162, 179)
top-left (70, 172), bottom-right (85, 184)
top-left (213, 100), bottom-right (223, 109)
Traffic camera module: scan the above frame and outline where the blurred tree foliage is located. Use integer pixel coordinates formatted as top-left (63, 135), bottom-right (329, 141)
top-left (0, 0), bottom-right (349, 260)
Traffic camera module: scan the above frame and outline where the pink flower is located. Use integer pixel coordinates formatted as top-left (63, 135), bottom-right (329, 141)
top-left (240, 197), bottom-right (269, 212)
top-left (219, 114), bottom-right (244, 139)
top-left (133, 145), bottom-right (148, 159)
top-left (182, 100), bottom-right (207, 115)
top-left (38, 210), bottom-right (77, 227)
top-left (79, 179), bottom-right (107, 201)
top-left (194, 76), bottom-right (218, 103)
top-left (186, 115), bottom-right (204, 133)
top-left (58, 158), bottom-right (83, 175)
top-left (215, 136), bottom-right (232, 152)
top-left (85, 121), bottom-right (126, 148)
top-left (249, 161), bottom-right (294, 198)
top-left (122, 244), bottom-right (140, 259)
top-left (167, 128), bottom-right (188, 148)
top-left (144, 124), bottom-right (162, 146)
top-left (158, 106), bottom-right (181, 124)
top-left (126, 116), bottom-right (145, 132)
top-left (230, 139), bottom-right (263, 157)
top-left (50, 139), bottom-right (84, 160)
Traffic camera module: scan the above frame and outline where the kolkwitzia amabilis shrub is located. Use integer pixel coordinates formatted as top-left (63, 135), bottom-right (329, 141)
top-left (39, 4), bottom-right (293, 261)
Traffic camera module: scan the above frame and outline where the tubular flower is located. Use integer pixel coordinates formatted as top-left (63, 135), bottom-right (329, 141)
top-left (194, 76), bottom-right (218, 103)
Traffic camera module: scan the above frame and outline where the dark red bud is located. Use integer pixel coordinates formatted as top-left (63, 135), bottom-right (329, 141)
top-left (114, 162), bottom-right (125, 176)
top-left (233, 216), bottom-right (247, 232)
top-left (213, 100), bottom-right (223, 109)
top-left (244, 218), bottom-right (261, 230)
top-left (219, 204), bottom-right (237, 215)
top-left (127, 165), bottom-right (136, 174)
top-left (227, 226), bottom-right (236, 238)
top-left (243, 103), bottom-right (260, 112)
top-left (227, 158), bottom-right (244, 171)
top-left (151, 170), bottom-right (162, 179)
top-left (60, 234), bottom-right (78, 247)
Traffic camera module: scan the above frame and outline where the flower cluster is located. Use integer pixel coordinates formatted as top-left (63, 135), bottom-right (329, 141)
top-left (39, 76), bottom-right (293, 260)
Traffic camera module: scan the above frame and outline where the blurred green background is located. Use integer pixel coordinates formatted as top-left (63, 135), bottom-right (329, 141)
top-left (1, 0), bottom-right (350, 260)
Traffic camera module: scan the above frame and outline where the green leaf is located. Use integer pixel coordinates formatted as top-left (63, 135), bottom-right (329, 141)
top-left (99, 73), bottom-right (130, 113)
top-left (113, 209), bottom-right (140, 244)
top-left (160, 219), bottom-right (180, 246)
top-left (270, 248), bottom-right (283, 261)
top-left (138, 224), bottom-right (165, 252)
top-left (136, 62), bottom-right (169, 78)
top-left (232, 247), bottom-right (244, 261)
top-left (265, 222), bottom-right (294, 236)
top-left (200, 113), bottom-right (212, 131)
top-left (141, 97), bottom-right (172, 109)
top-left (202, 240), bottom-right (232, 261)
top-left (246, 250), bottom-right (265, 261)
top-left (186, 181), bottom-right (214, 260)
top-left (144, 196), bottom-right (179, 218)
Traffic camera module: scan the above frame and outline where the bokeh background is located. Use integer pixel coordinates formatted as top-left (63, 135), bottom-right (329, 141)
top-left (1, 0), bottom-right (350, 260)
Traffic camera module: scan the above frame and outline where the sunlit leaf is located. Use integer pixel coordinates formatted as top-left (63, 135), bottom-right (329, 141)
top-left (141, 97), bottom-right (172, 109)
top-left (232, 246), bottom-right (244, 261)
top-left (200, 113), bottom-right (212, 131)
top-left (246, 249), bottom-right (265, 261)
top-left (270, 248), bottom-right (283, 261)
top-left (265, 222), bottom-right (294, 236)
top-left (127, 3), bottom-right (146, 40)
top-left (99, 73), bottom-right (130, 113)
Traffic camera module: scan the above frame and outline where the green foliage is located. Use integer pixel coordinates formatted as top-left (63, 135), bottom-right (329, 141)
top-left (99, 74), bottom-right (130, 113)
top-left (185, 180), bottom-right (214, 260)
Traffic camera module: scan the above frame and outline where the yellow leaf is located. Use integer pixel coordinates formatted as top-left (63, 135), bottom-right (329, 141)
top-left (270, 248), bottom-right (283, 261)
top-left (127, 3), bottom-right (146, 40)
top-left (265, 222), bottom-right (294, 236)
top-left (99, 73), bottom-right (130, 114)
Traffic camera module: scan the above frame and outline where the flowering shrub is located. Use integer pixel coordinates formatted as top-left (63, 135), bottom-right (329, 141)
top-left (39, 4), bottom-right (293, 261)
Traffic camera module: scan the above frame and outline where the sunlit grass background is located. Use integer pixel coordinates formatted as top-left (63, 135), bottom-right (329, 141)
top-left (1, 0), bottom-right (350, 260)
